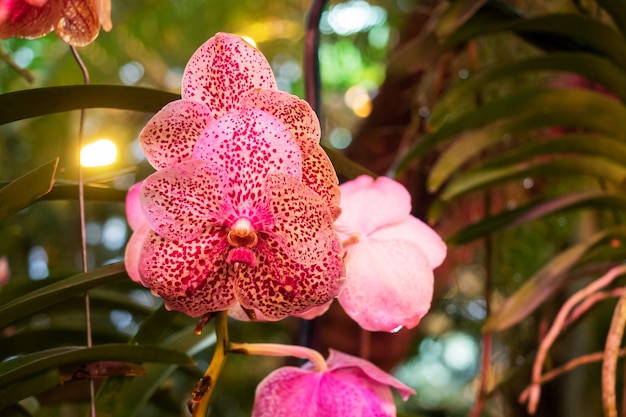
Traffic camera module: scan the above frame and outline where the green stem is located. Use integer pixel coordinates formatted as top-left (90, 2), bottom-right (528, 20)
top-left (230, 342), bottom-right (328, 372)
top-left (191, 311), bottom-right (229, 417)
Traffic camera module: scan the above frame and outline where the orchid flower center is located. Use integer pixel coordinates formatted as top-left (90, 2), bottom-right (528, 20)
top-left (227, 218), bottom-right (258, 248)
top-left (226, 218), bottom-right (258, 269)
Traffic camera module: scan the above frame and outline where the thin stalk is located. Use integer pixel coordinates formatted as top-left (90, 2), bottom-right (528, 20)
top-left (70, 45), bottom-right (95, 417)
top-left (191, 311), bottom-right (230, 417)
top-left (230, 342), bottom-right (328, 372)
top-left (603, 283), bottom-right (626, 417)
top-left (300, 0), bottom-right (328, 353)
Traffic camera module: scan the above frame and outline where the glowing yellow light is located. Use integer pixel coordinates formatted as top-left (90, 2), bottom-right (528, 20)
top-left (80, 139), bottom-right (117, 167)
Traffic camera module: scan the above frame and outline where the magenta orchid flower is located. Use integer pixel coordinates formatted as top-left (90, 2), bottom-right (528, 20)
top-left (125, 33), bottom-right (344, 320)
top-left (252, 348), bottom-right (415, 417)
top-left (0, 0), bottom-right (112, 46)
top-left (334, 175), bottom-right (447, 332)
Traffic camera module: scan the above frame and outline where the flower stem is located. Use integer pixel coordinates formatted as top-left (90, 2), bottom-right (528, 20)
top-left (230, 342), bottom-right (328, 372)
top-left (191, 311), bottom-right (229, 417)
top-left (603, 283), bottom-right (626, 417)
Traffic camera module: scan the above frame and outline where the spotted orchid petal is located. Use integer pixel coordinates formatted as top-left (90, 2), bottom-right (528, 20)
top-left (234, 234), bottom-right (344, 320)
top-left (55, 0), bottom-right (107, 46)
top-left (0, 0), bottom-right (111, 46)
top-left (241, 89), bottom-right (340, 217)
top-left (252, 349), bottom-right (414, 417)
top-left (139, 229), bottom-right (235, 317)
top-left (338, 236), bottom-right (433, 332)
top-left (228, 300), bottom-right (333, 322)
top-left (139, 100), bottom-right (214, 170)
top-left (264, 172), bottom-right (337, 265)
top-left (182, 32), bottom-right (277, 120)
top-left (141, 159), bottom-right (231, 243)
top-left (0, 0), bottom-right (57, 40)
top-left (193, 108), bottom-right (302, 216)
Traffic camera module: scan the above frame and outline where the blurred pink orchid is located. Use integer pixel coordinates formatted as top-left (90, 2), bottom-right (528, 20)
top-left (125, 33), bottom-right (344, 320)
top-left (252, 348), bottom-right (415, 417)
top-left (0, 0), bottom-right (112, 46)
top-left (334, 175), bottom-right (446, 332)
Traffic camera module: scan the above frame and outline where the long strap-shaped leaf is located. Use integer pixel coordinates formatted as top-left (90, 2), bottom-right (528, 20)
top-left (0, 344), bottom-right (194, 409)
top-left (447, 191), bottom-right (626, 245)
top-left (0, 158), bottom-right (58, 221)
top-left (394, 88), bottom-right (626, 175)
top-left (0, 85), bottom-right (179, 125)
top-left (484, 225), bottom-right (626, 332)
top-left (0, 262), bottom-right (128, 329)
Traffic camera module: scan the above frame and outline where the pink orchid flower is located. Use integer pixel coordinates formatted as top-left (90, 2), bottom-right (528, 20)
top-left (139, 32), bottom-right (340, 218)
top-left (0, 0), bottom-right (112, 47)
top-left (334, 175), bottom-right (447, 332)
top-left (125, 33), bottom-right (344, 320)
top-left (252, 349), bottom-right (415, 417)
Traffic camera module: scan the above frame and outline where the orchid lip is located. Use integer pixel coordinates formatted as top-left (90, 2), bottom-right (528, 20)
top-left (227, 218), bottom-right (258, 248)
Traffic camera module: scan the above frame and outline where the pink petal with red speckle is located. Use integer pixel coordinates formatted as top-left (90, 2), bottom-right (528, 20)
top-left (338, 236), bottom-right (433, 332)
top-left (125, 181), bottom-right (145, 231)
top-left (139, 229), bottom-right (235, 317)
top-left (182, 33), bottom-right (277, 120)
top-left (264, 172), bottom-right (337, 265)
top-left (240, 89), bottom-right (321, 145)
top-left (124, 222), bottom-right (150, 284)
top-left (141, 159), bottom-right (232, 243)
top-left (241, 89), bottom-right (340, 216)
top-left (228, 300), bottom-right (332, 322)
top-left (193, 108), bottom-right (302, 217)
top-left (234, 235), bottom-right (344, 320)
top-left (139, 99), bottom-right (213, 170)
top-left (336, 175), bottom-right (411, 236)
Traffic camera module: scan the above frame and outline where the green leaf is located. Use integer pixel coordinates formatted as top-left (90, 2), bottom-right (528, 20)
top-left (448, 13), bottom-right (626, 69)
top-left (393, 88), bottom-right (626, 175)
top-left (0, 344), bottom-right (193, 408)
top-left (0, 159), bottom-right (58, 221)
top-left (0, 262), bottom-right (128, 329)
top-left (435, 0), bottom-right (488, 38)
top-left (440, 155), bottom-right (626, 201)
top-left (483, 226), bottom-right (626, 332)
top-left (0, 85), bottom-right (179, 125)
top-left (595, 0), bottom-right (626, 37)
top-left (429, 53), bottom-right (626, 127)
top-left (430, 130), bottom-right (626, 193)
top-left (447, 191), bottom-right (626, 245)
top-left (95, 327), bottom-right (215, 417)
top-left (323, 146), bottom-right (377, 179)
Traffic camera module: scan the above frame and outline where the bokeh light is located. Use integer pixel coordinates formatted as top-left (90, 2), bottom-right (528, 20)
top-left (80, 139), bottom-right (117, 167)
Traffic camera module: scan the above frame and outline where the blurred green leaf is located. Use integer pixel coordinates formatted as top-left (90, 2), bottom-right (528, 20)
top-left (448, 13), bottom-right (626, 68)
top-left (435, 0), bottom-right (488, 38)
top-left (429, 53), bottom-right (626, 127)
top-left (0, 159), bottom-right (58, 221)
top-left (393, 88), bottom-right (626, 175)
top-left (595, 0), bottom-right (626, 37)
top-left (0, 85), bottom-right (179, 125)
top-left (0, 344), bottom-right (193, 408)
top-left (447, 191), bottom-right (626, 245)
top-left (0, 262), bottom-right (128, 329)
top-left (440, 155), bottom-right (626, 201)
top-left (96, 326), bottom-right (215, 417)
top-left (483, 226), bottom-right (626, 332)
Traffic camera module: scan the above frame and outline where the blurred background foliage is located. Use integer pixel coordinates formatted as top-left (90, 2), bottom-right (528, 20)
top-left (5, 0), bottom-right (626, 416)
